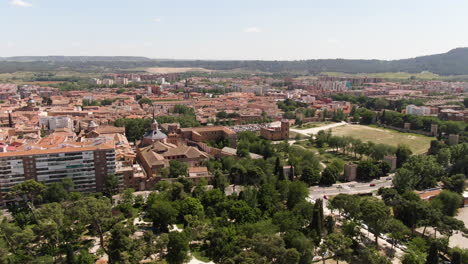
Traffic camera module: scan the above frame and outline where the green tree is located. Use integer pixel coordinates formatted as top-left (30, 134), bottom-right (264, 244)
top-left (450, 250), bottom-right (462, 264)
top-left (177, 197), bottom-right (204, 224)
top-left (8, 180), bottom-right (45, 205)
top-left (166, 231), bottom-right (190, 264)
top-left (360, 248), bottom-right (392, 264)
top-left (393, 155), bottom-right (446, 193)
top-left (213, 170), bottom-right (229, 191)
top-left (258, 183), bottom-right (281, 215)
top-left (426, 242), bottom-right (439, 264)
top-left (283, 231), bottom-right (314, 264)
top-left (321, 233), bottom-right (353, 264)
top-left (300, 166), bottom-right (321, 186)
top-left (329, 194), bottom-right (361, 219)
top-left (43, 178), bottom-right (74, 203)
top-left (310, 199), bottom-right (324, 242)
top-left (396, 144), bottom-right (413, 168)
top-left (402, 251), bottom-right (426, 264)
top-left (72, 196), bottom-right (115, 255)
top-left (104, 174), bottom-right (119, 197)
top-left (360, 197), bottom-right (391, 246)
top-left (169, 160), bottom-right (188, 178)
top-left (0, 221), bottom-right (36, 262)
top-left (386, 218), bottom-right (411, 249)
top-left (206, 226), bottom-right (239, 262)
top-left (393, 168), bottom-right (417, 193)
top-left (430, 191), bottom-right (463, 217)
top-left (148, 200), bottom-right (178, 233)
top-left (108, 222), bottom-right (140, 264)
top-left (436, 148), bottom-right (451, 167)
top-left (138, 97), bottom-right (153, 106)
top-left (320, 167), bottom-right (338, 186)
top-left (275, 157), bottom-right (285, 180)
top-left (287, 181), bottom-right (308, 209)
top-left (442, 174), bottom-right (465, 194)
top-left (360, 109), bottom-right (376, 125)
top-left (357, 160), bottom-right (381, 181)
top-left (117, 188), bottom-right (137, 218)
top-left (74, 250), bottom-right (96, 264)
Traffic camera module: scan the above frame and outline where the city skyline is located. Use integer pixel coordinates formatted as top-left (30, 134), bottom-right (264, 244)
top-left (2, 0), bottom-right (468, 60)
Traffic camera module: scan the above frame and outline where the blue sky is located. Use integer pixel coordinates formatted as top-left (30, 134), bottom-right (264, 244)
top-left (1, 0), bottom-right (468, 60)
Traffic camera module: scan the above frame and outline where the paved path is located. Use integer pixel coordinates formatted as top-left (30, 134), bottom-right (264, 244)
top-left (290, 121), bottom-right (347, 136)
top-left (309, 175), bottom-right (394, 200)
top-left (450, 207), bottom-right (468, 249)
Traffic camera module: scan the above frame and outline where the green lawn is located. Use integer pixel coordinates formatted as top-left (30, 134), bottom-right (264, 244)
top-left (293, 121), bottom-right (335, 130)
top-left (330, 124), bottom-right (434, 154)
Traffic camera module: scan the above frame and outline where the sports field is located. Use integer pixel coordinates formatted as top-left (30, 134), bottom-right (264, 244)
top-left (330, 124), bottom-right (434, 154)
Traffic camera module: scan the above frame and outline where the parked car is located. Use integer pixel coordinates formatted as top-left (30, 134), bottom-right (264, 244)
top-left (323, 195), bottom-right (329, 200)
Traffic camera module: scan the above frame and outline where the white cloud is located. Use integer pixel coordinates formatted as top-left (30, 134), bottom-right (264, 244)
top-left (10, 0), bottom-right (32, 7)
top-left (327, 38), bottom-right (338, 44)
top-left (153, 18), bottom-right (162, 23)
top-left (244, 27), bottom-right (261, 33)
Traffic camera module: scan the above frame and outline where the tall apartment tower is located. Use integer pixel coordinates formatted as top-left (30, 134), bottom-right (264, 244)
top-left (0, 143), bottom-right (116, 206)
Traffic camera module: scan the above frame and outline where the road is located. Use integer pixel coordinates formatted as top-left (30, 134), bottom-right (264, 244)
top-left (290, 121), bottom-right (347, 137)
top-left (309, 175), bottom-right (394, 200)
top-left (309, 176), bottom-right (405, 264)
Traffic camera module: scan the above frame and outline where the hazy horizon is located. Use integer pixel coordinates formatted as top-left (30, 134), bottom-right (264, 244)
top-left (1, 46), bottom-right (466, 62)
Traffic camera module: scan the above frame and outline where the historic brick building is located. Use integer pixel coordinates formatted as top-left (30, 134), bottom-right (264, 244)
top-left (260, 120), bottom-right (289, 141)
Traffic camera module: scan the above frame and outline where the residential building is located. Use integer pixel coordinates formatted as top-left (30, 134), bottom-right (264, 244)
top-left (406, 104), bottom-right (432, 116)
top-left (0, 138), bottom-right (117, 206)
top-left (39, 116), bottom-right (73, 131)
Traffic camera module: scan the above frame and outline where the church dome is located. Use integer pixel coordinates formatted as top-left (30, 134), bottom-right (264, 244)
top-left (143, 119), bottom-right (167, 140)
top-left (143, 129), bottom-right (168, 140)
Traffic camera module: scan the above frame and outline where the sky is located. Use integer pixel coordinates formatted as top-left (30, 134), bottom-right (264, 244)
top-left (1, 0), bottom-right (468, 60)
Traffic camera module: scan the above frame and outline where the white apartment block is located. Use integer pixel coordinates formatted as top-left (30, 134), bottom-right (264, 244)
top-left (406, 104), bottom-right (432, 116)
top-left (39, 116), bottom-right (73, 131)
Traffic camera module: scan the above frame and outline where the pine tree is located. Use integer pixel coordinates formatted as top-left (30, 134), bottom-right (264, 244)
top-left (426, 242), bottom-right (439, 264)
top-left (310, 199), bottom-right (324, 244)
top-left (451, 251), bottom-right (461, 264)
top-left (8, 112), bottom-right (13, 128)
top-left (381, 110), bottom-right (387, 124)
top-left (275, 157), bottom-right (285, 180)
top-left (288, 166), bottom-right (294, 181)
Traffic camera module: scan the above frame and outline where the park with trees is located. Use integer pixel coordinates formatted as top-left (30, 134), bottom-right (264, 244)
top-left (1, 117), bottom-right (468, 264)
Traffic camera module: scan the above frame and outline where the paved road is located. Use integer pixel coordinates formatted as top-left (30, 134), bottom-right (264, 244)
top-left (309, 176), bottom-right (404, 263)
top-left (290, 121), bottom-right (347, 136)
top-left (309, 175), bottom-right (394, 200)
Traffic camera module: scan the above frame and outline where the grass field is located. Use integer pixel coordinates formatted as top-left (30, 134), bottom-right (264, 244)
top-left (293, 121), bottom-right (335, 130)
top-left (330, 124), bottom-right (434, 154)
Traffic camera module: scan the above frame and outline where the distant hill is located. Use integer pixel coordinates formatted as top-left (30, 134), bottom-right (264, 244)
top-left (1, 48), bottom-right (468, 75)
top-left (0, 56), bottom-right (152, 62)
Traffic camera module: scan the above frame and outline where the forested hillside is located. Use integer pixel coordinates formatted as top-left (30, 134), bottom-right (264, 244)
top-left (2, 48), bottom-right (468, 75)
